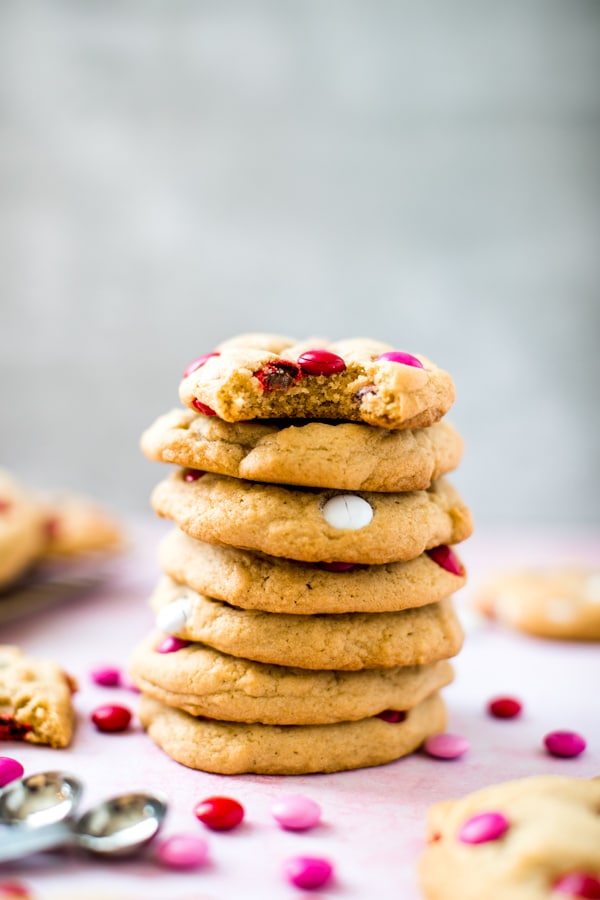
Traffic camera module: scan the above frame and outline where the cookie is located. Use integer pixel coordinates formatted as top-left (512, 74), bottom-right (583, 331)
top-left (0, 470), bottom-right (45, 590)
top-left (141, 408), bottom-right (464, 492)
top-left (179, 334), bottom-right (455, 429)
top-left (149, 578), bottom-right (464, 670)
top-left (419, 775), bottom-right (600, 900)
top-left (159, 529), bottom-right (467, 614)
top-left (0, 645), bottom-right (76, 748)
top-left (138, 690), bottom-right (446, 774)
top-left (151, 471), bottom-right (473, 565)
top-left (473, 566), bottom-right (600, 640)
top-left (40, 493), bottom-right (124, 558)
top-left (130, 631), bottom-right (454, 724)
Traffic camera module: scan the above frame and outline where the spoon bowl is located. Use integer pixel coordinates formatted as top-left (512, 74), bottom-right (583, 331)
top-left (75, 792), bottom-right (168, 856)
top-left (0, 771), bottom-right (82, 828)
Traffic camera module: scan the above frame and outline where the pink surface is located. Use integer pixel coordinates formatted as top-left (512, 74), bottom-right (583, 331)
top-left (1, 522), bottom-right (599, 900)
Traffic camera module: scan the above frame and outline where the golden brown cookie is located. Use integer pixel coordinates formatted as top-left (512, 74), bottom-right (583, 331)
top-left (0, 645), bottom-right (76, 747)
top-left (473, 566), bottom-right (600, 640)
top-left (40, 493), bottom-right (124, 557)
top-left (179, 334), bottom-right (455, 429)
top-left (149, 578), bottom-right (464, 670)
top-left (0, 470), bottom-right (45, 590)
top-left (419, 775), bottom-right (600, 900)
top-left (151, 471), bottom-right (473, 565)
top-left (159, 529), bottom-right (467, 614)
top-left (141, 408), bottom-right (464, 492)
top-left (138, 691), bottom-right (447, 774)
top-left (130, 631), bottom-right (454, 724)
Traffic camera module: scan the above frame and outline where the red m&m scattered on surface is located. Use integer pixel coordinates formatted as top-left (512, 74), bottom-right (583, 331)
top-left (91, 704), bottom-right (132, 733)
top-left (194, 796), bottom-right (244, 831)
top-left (487, 696), bottom-right (523, 719)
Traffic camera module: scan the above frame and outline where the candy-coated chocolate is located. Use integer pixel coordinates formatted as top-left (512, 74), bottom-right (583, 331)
top-left (91, 704), bottom-right (132, 733)
top-left (254, 359), bottom-right (301, 392)
top-left (284, 855), bottom-right (334, 890)
top-left (0, 757), bottom-right (24, 787)
top-left (544, 730), bottom-right (586, 758)
top-left (194, 796), bottom-right (244, 831)
top-left (321, 494), bottom-right (373, 530)
top-left (192, 398), bottom-right (218, 416)
top-left (424, 733), bottom-right (470, 759)
top-left (0, 882), bottom-right (32, 898)
top-left (155, 833), bottom-right (210, 870)
top-left (458, 812), bottom-right (510, 844)
top-left (553, 873), bottom-right (600, 898)
top-left (156, 636), bottom-right (190, 654)
top-left (487, 696), bottom-right (523, 719)
top-left (183, 468), bottom-right (205, 482)
top-left (156, 597), bottom-right (193, 635)
top-left (271, 794), bottom-right (322, 831)
top-left (90, 666), bottom-right (121, 687)
top-left (376, 710), bottom-right (407, 723)
top-left (426, 545), bottom-right (464, 576)
top-left (183, 352), bottom-right (220, 379)
top-left (297, 349), bottom-right (346, 376)
top-left (377, 350), bottom-right (423, 368)
top-left (317, 561), bottom-right (357, 572)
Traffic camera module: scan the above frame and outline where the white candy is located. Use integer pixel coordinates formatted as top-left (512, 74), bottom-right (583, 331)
top-left (321, 494), bottom-right (373, 530)
top-left (156, 595), bottom-right (194, 635)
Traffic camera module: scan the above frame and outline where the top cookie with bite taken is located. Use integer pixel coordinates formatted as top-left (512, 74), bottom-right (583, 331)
top-left (179, 333), bottom-right (455, 429)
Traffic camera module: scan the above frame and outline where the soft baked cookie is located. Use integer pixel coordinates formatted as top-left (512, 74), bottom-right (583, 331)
top-left (179, 334), bottom-right (455, 429)
top-left (130, 631), bottom-right (453, 724)
top-left (0, 645), bottom-right (76, 747)
top-left (159, 529), bottom-right (467, 614)
top-left (149, 578), bottom-right (464, 669)
top-left (0, 470), bottom-right (46, 590)
top-left (138, 690), bottom-right (446, 774)
top-left (419, 775), bottom-right (600, 900)
top-left (40, 493), bottom-right (124, 558)
top-left (141, 408), bottom-right (464, 492)
top-left (474, 566), bottom-right (600, 641)
top-left (151, 471), bottom-right (473, 565)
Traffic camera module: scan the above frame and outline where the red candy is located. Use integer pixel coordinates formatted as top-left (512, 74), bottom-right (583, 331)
top-left (426, 545), bottom-right (465, 576)
top-left (544, 730), bottom-right (586, 758)
top-left (377, 350), bottom-right (423, 369)
top-left (194, 796), bottom-right (244, 831)
top-left (554, 873), bottom-right (600, 898)
top-left (254, 360), bottom-right (301, 392)
top-left (183, 468), bottom-right (205, 482)
top-left (487, 696), bottom-right (523, 719)
top-left (91, 704), bottom-right (132, 733)
top-left (192, 398), bottom-right (218, 416)
top-left (183, 352), bottom-right (220, 379)
top-left (297, 349), bottom-right (346, 376)
top-left (0, 883), bottom-right (32, 898)
top-left (0, 717), bottom-right (31, 741)
top-left (376, 710), bottom-right (407, 723)
top-left (317, 561), bottom-right (357, 572)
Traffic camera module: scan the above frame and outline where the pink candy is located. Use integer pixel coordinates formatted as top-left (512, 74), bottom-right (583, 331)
top-left (458, 812), bottom-right (510, 844)
top-left (284, 856), bottom-right (333, 890)
top-left (376, 710), bottom-right (407, 723)
top-left (182, 352), bottom-right (220, 379)
top-left (297, 349), bottom-right (346, 376)
top-left (426, 545), bottom-right (464, 576)
top-left (0, 757), bottom-right (24, 788)
top-left (271, 795), bottom-right (322, 831)
top-left (183, 468), bottom-right (205, 482)
top-left (544, 730), bottom-right (586, 758)
top-left (155, 833), bottom-right (210, 870)
top-left (377, 350), bottom-right (423, 369)
top-left (424, 733), bottom-right (470, 760)
top-left (90, 666), bottom-right (121, 687)
top-left (553, 873), bottom-right (600, 898)
top-left (157, 636), bottom-right (190, 654)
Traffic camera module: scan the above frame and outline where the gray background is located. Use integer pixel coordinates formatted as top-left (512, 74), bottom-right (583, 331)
top-left (1, 0), bottom-right (599, 526)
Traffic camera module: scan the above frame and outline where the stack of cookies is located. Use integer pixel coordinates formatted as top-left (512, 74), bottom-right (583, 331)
top-left (133, 334), bottom-right (472, 775)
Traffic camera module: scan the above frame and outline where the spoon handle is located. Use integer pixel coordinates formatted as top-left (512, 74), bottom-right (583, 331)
top-left (0, 821), bottom-right (74, 861)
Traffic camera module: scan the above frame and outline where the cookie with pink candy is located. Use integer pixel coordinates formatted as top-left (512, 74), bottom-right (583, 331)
top-left (178, 333), bottom-right (456, 430)
top-left (419, 774), bottom-right (600, 900)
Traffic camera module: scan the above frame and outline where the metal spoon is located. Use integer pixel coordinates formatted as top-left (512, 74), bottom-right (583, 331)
top-left (0, 771), bottom-right (167, 862)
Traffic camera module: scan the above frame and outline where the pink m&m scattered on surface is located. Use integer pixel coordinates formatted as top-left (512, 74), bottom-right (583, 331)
top-left (157, 636), bottom-right (190, 654)
top-left (544, 730), bottom-right (586, 758)
top-left (297, 349), bottom-right (347, 376)
top-left (426, 545), bottom-right (465, 576)
top-left (0, 757), bottom-right (24, 788)
top-left (284, 856), bottom-right (334, 891)
top-left (271, 794), bottom-right (322, 831)
top-left (194, 796), bottom-right (244, 831)
top-left (182, 351), bottom-right (220, 379)
top-left (424, 733), bottom-right (470, 760)
top-left (155, 833), bottom-right (210, 870)
top-left (553, 873), bottom-right (600, 898)
top-left (377, 350), bottom-right (424, 369)
top-left (90, 665), bottom-right (122, 688)
top-left (487, 696), bottom-right (523, 719)
top-left (91, 704), bottom-right (132, 733)
top-left (458, 812), bottom-right (510, 844)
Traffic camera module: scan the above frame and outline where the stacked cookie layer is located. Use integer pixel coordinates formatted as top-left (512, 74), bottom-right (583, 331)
top-left (134, 334), bottom-right (472, 774)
